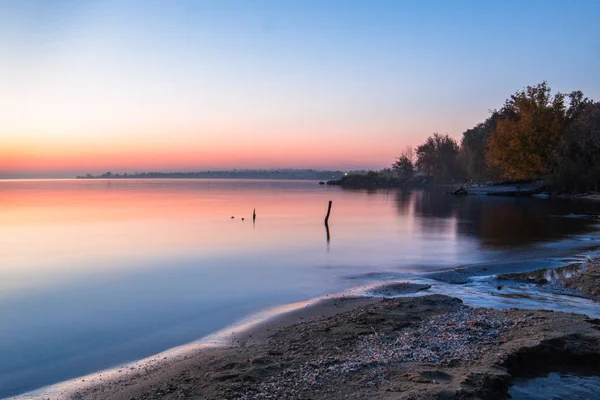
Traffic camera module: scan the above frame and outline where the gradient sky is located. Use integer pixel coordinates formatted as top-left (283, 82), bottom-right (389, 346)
top-left (1, 0), bottom-right (599, 177)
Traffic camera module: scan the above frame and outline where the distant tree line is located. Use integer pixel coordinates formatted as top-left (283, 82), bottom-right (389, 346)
top-left (340, 82), bottom-right (598, 192)
top-left (77, 169), bottom-right (356, 181)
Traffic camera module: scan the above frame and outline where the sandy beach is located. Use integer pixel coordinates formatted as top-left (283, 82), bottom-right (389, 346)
top-left (49, 260), bottom-right (600, 400)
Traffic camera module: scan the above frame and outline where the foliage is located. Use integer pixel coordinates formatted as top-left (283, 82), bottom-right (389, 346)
top-left (392, 147), bottom-right (414, 181)
top-left (332, 170), bottom-right (395, 187)
top-left (552, 102), bottom-right (600, 192)
top-left (415, 133), bottom-right (461, 181)
top-left (486, 82), bottom-right (587, 179)
top-left (387, 82), bottom-right (599, 192)
top-left (458, 112), bottom-right (501, 181)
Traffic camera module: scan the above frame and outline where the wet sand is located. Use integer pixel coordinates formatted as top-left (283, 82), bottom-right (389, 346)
top-left (56, 278), bottom-right (600, 400)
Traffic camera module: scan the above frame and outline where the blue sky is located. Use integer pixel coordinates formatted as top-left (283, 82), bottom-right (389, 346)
top-left (1, 0), bottom-right (599, 176)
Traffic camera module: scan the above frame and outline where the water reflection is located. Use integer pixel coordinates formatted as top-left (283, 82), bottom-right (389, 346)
top-left (389, 189), bottom-right (600, 249)
top-left (1, 180), bottom-right (600, 398)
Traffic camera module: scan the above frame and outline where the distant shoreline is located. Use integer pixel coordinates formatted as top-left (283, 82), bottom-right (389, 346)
top-left (75, 169), bottom-right (355, 181)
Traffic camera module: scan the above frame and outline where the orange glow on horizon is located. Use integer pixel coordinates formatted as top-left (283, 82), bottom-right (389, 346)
top-left (1, 134), bottom-right (401, 174)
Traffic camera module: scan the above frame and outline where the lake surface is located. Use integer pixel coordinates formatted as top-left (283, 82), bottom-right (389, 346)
top-left (1, 179), bottom-right (600, 398)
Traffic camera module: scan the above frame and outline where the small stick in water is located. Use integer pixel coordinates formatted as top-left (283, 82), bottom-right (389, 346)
top-left (324, 200), bottom-right (332, 225)
top-left (253, 209), bottom-right (256, 221)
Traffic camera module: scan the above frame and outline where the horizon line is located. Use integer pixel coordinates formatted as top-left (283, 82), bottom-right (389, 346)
top-left (0, 167), bottom-right (371, 180)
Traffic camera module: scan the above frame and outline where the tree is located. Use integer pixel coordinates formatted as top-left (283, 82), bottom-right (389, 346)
top-left (552, 102), bottom-right (600, 192)
top-left (416, 133), bottom-right (461, 181)
top-left (392, 146), bottom-right (415, 181)
top-left (486, 82), bottom-right (586, 179)
top-left (459, 112), bottom-right (501, 181)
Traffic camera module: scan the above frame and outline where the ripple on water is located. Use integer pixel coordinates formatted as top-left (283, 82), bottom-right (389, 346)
top-left (509, 373), bottom-right (600, 400)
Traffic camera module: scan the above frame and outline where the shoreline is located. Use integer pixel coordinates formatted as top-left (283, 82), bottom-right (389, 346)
top-left (17, 257), bottom-right (600, 400)
top-left (327, 176), bottom-right (600, 202)
top-left (15, 294), bottom-right (382, 400)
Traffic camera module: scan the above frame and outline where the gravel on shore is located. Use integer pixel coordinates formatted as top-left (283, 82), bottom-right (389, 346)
top-left (238, 305), bottom-right (518, 399)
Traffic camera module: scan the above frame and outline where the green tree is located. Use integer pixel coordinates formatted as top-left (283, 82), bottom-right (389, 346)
top-left (459, 112), bottom-right (501, 181)
top-left (392, 146), bottom-right (414, 181)
top-left (416, 133), bottom-right (461, 181)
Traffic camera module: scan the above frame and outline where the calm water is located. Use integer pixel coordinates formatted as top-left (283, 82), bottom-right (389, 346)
top-left (1, 179), bottom-right (600, 398)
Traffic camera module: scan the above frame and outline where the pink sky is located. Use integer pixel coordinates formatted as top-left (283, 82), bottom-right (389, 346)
top-left (3, 1), bottom-right (598, 177)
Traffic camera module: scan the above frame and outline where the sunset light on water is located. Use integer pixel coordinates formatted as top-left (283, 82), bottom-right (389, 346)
top-left (2, 1), bottom-right (600, 399)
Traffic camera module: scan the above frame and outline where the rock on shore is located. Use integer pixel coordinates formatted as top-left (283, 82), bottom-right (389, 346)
top-left (561, 258), bottom-right (600, 297)
top-left (497, 257), bottom-right (600, 300)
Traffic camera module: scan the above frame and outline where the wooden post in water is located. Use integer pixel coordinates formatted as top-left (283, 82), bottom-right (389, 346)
top-left (324, 201), bottom-right (332, 244)
top-left (324, 200), bottom-right (332, 225)
top-left (253, 209), bottom-right (256, 221)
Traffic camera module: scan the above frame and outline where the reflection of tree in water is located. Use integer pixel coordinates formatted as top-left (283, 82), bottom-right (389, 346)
top-left (462, 198), bottom-right (600, 248)
top-left (339, 187), bottom-right (379, 196)
top-left (394, 189), bottom-right (413, 216)
top-left (400, 190), bottom-right (460, 237)
top-left (408, 190), bottom-right (458, 219)
top-left (400, 189), bottom-right (600, 249)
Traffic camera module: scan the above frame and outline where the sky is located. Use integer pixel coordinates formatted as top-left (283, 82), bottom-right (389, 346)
top-left (1, 0), bottom-right (599, 178)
